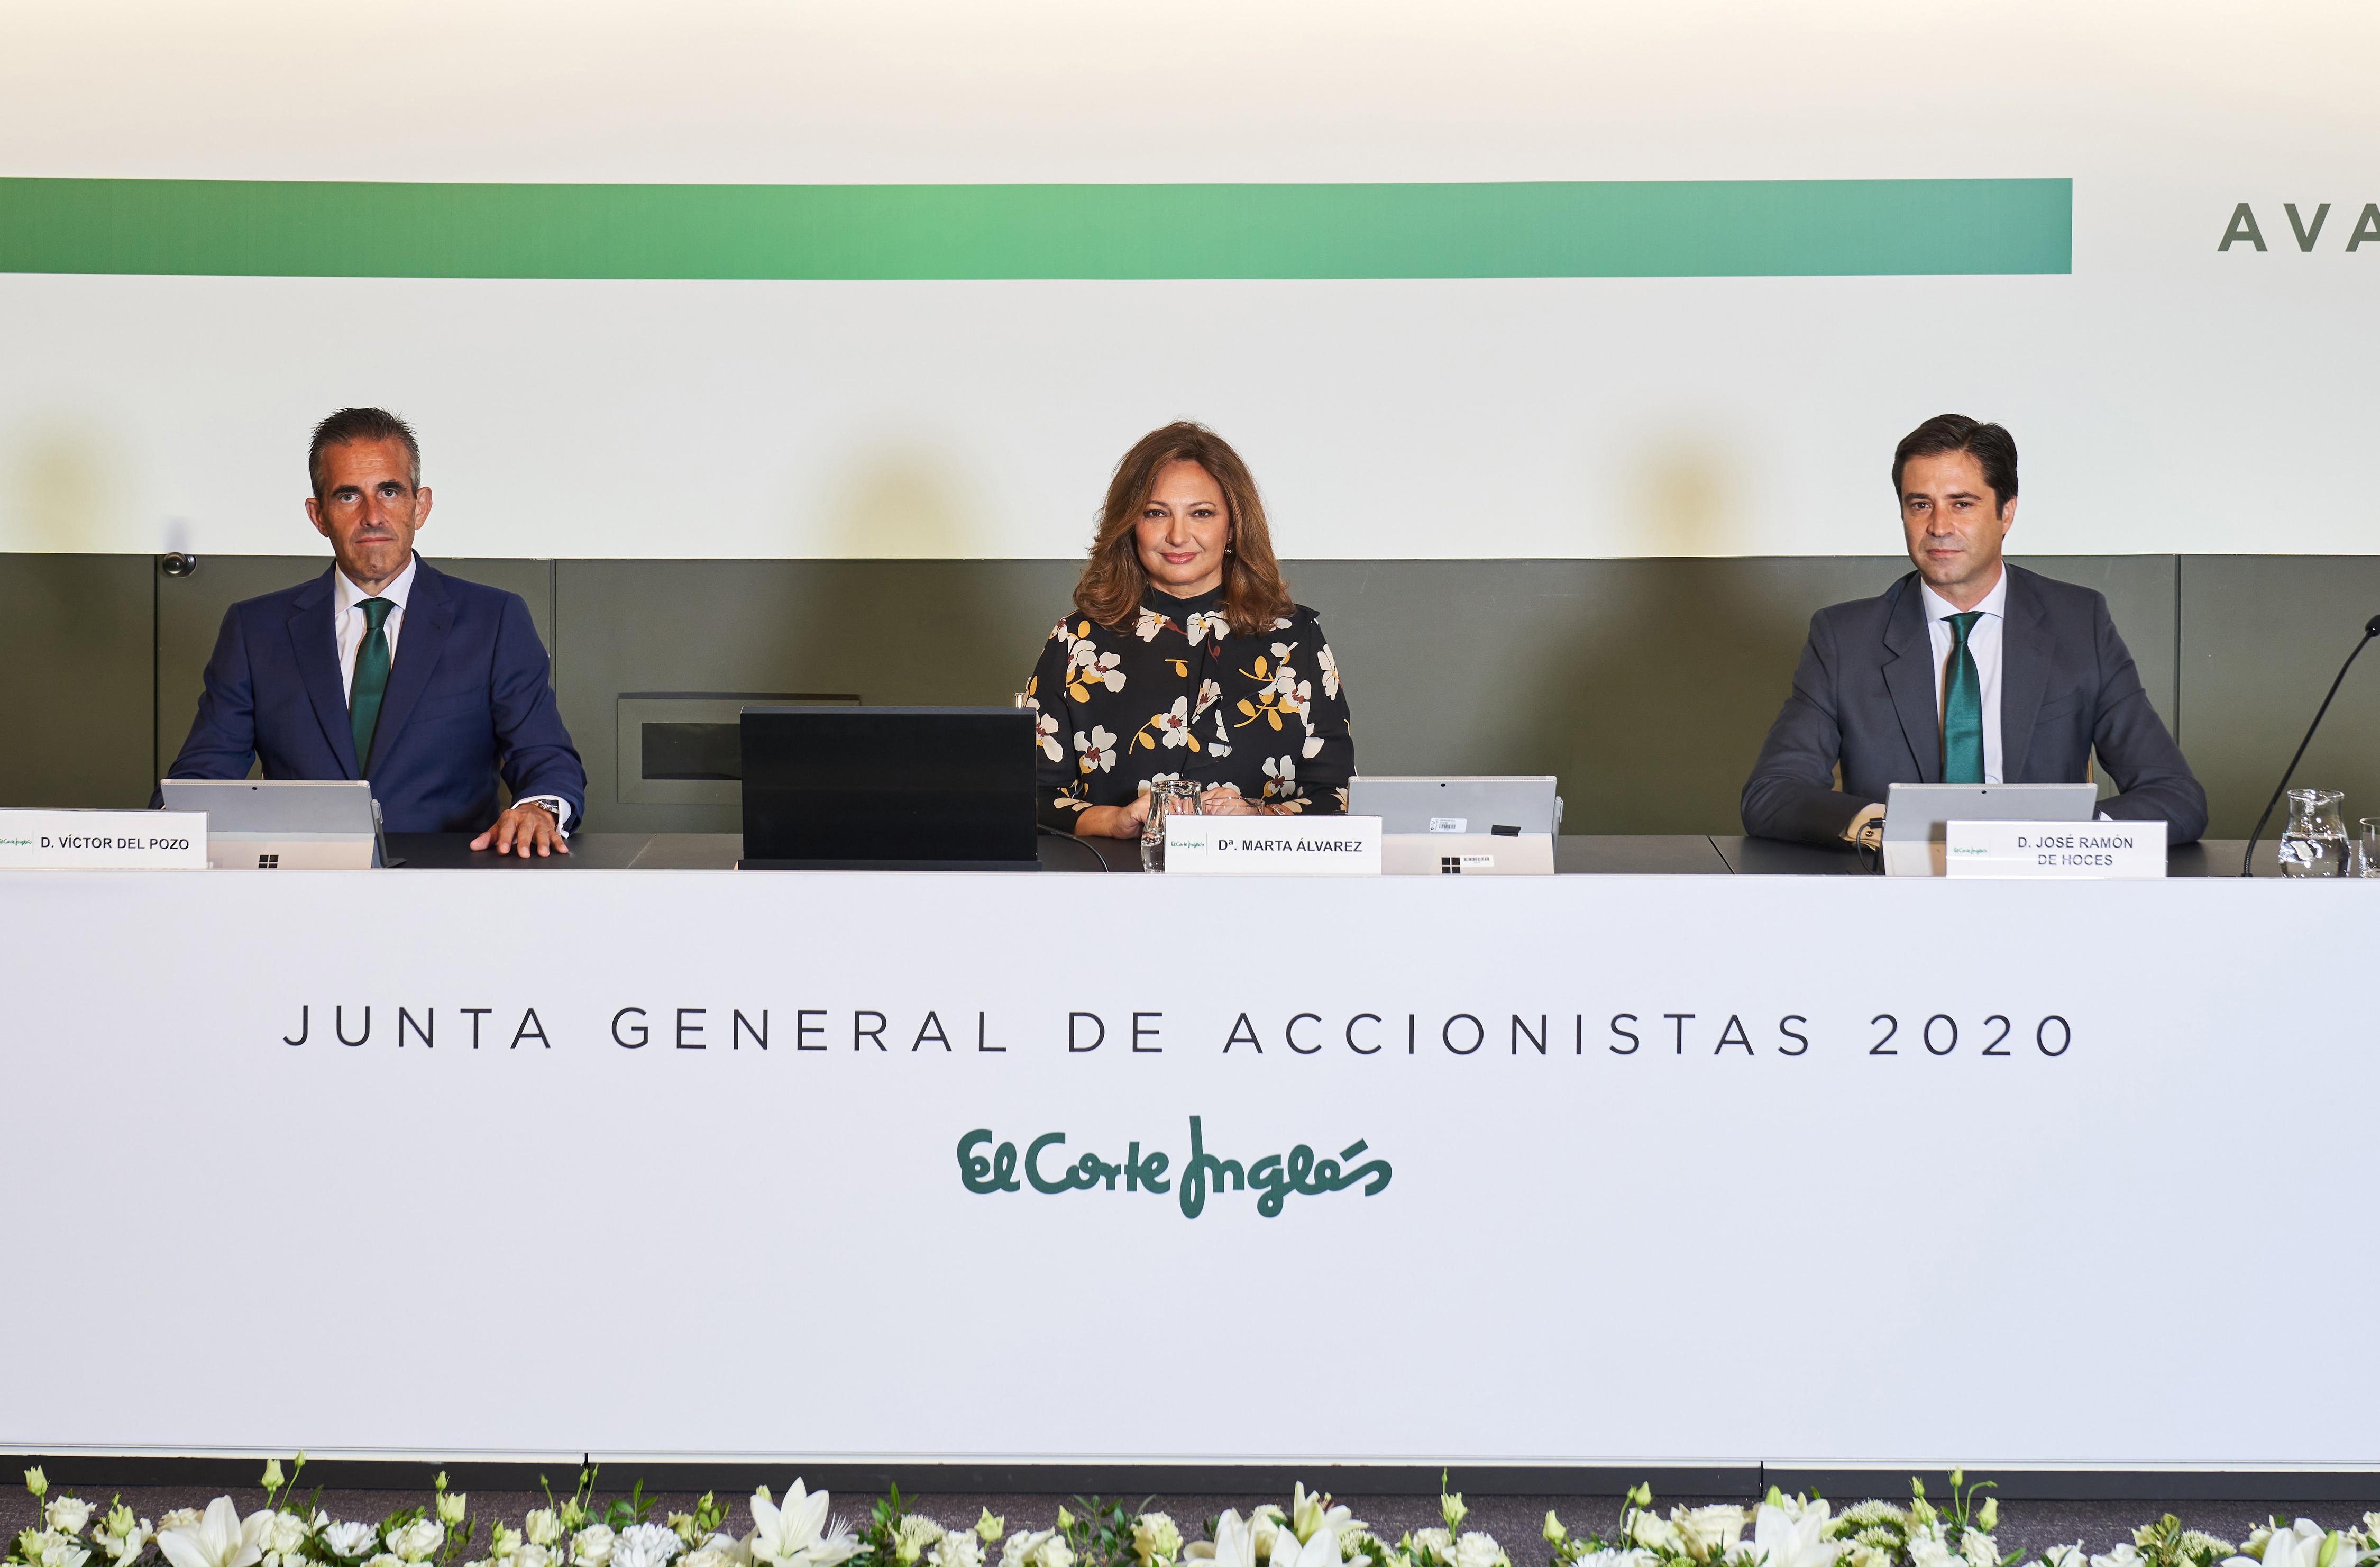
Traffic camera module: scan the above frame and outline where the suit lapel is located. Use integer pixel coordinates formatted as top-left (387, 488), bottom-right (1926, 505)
top-left (364, 558), bottom-right (453, 773)
top-left (286, 570), bottom-right (360, 779)
top-left (1998, 566), bottom-right (2054, 783)
top-left (1878, 576), bottom-right (1942, 783)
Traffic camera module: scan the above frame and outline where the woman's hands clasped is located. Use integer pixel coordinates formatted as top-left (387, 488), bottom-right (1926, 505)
top-left (1195, 783), bottom-right (1261, 816)
top-left (1074, 782), bottom-right (1265, 837)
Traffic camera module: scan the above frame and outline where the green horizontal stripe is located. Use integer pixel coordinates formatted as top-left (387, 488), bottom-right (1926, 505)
top-left (0, 177), bottom-right (2070, 279)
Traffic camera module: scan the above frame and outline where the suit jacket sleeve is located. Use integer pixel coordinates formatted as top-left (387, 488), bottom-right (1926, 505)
top-left (1741, 609), bottom-right (1874, 844)
top-left (163, 606), bottom-right (261, 784)
top-left (488, 592), bottom-right (588, 826)
top-left (2085, 593), bottom-right (2208, 843)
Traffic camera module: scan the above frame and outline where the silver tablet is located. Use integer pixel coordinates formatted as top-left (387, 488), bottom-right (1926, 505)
top-left (159, 779), bottom-right (380, 869)
top-left (1350, 775), bottom-right (1561, 876)
top-left (1347, 775), bottom-right (1562, 837)
top-left (1883, 781), bottom-right (2098, 840)
top-left (1882, 781), bottom-right (2097, 877)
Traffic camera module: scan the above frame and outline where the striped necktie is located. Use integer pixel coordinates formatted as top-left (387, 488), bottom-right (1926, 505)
top-left (350, 596), bottom-right (395, 775)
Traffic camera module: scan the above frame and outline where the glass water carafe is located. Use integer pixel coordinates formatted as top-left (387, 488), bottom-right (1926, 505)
top-left (1140, 779), bottom-right (1203, 873)
top-left (2277, 788), bottom-right (2350, 877)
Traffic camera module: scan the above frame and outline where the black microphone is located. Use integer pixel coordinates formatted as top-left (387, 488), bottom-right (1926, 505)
top-left (2240, 614), bottom-right (2380, 875)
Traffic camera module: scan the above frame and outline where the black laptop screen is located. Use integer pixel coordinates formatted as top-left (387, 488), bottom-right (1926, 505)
top-left (739, 706), bottom-right (1038, 864)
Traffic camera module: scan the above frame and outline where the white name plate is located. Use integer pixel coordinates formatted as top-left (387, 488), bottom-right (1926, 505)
top-left (1945, 818), bottom-right (2167, 879)
top-left (0, 809), bottom-right (208, 869)
top-left (1162, 814), bottom-right (1383, 875)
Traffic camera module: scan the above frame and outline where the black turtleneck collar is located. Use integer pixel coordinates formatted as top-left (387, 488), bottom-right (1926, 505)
top-left (1143, 581), bottom-right (1226, 616)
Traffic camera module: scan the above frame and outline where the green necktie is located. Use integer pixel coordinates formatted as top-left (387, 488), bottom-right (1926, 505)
top-left (350, 596), bottom-right (395, 775)
top-left (1942, 609), bottom-right (1985, 783)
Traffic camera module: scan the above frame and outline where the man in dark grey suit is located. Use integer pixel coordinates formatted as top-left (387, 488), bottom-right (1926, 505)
top-left (1741, 414), bottom-right (2207, 846)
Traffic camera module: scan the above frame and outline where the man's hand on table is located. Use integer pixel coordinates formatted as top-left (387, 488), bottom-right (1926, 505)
top-left (471, 800), bottom-right (571, 858)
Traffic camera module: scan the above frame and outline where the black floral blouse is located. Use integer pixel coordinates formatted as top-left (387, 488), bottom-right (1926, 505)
top-left (1024, 585), bottom-right (1355, 830)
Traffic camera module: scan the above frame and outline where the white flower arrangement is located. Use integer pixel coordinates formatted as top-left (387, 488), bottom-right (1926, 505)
top-left (155, 1497), bottom-right (269, 1567)
top-left (1131, 1519), bottom-right (1182, 1567)
top-left (929, 1538), bottom-right (982, 1567)
top-left (996, 1533), bottom-right (1069, 1567)
top-left (18, 1459), bottom-right (2380, 1567)
top-left (610, 1524), bottom-right (683, 1567)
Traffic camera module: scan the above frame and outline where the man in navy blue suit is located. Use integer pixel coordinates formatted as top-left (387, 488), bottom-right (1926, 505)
top-left (166, 408), bottom-right (586, 856)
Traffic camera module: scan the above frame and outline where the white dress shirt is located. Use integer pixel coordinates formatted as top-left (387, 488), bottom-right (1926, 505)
top-left (333, 555), bottom-right (570, 833)
top-left (1920, 569), bottom-right (2009, 786)
top-left (333, 553), bottom-right (418, 696)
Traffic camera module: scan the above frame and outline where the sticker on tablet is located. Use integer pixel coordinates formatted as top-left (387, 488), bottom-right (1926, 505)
top-left (1428, 816), bottom-right (1467, 833)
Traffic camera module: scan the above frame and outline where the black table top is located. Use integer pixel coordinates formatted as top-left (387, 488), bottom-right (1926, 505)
top-left (388, 832), bottom-right (2277, 876)
top-left (388, 831), bottom-right (1139, 872)
top-left (1709, 835), bottom-right (2273, 877)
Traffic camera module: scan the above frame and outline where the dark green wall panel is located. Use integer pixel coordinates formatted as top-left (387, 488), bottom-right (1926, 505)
top-left (2181, 557), bottom-right (2380, 837)
top-left (1296, 554), bottom-right (2173, 834)
top-left (556, 554), bottom-right (2177, 836)
top-left (555, 559), bottom-right (1077, 833)
top-left (0, 554), bottom-right (154, 808)
top-left (1290, 557), bottom-right (1893, 833)
top-left (2, 549), bottom-right (2315, 842)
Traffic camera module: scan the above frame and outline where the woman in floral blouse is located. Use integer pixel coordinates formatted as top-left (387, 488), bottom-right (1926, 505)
top-left (1024, 422), bottom-right (1355, 836)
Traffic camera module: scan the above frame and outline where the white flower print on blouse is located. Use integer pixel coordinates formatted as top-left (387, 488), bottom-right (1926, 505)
top-left (1316, 644), bottom-right (1340, 699)
top-left (1075, 725), bottom-right (1119, 773)
top-left (1193, 678), bottom-right (1224, 718)
top-left (1207, 711), bottom-right (1233, 758)
top-left (1066, 639), bottom-right (1126, 697)
top-left (1133, 607), bottom-right (1168, 642)
top-left (1030, 701), bottom-right (1063, 761)
top-left (1184, 611), bottom-right (1229, 646)
top-left (1266, 642), bottom-right (1314, 724)
top-left (1262, 753), bottom-right (1304, 801)
top-left (1155, 695), bottom-right (1195, 748)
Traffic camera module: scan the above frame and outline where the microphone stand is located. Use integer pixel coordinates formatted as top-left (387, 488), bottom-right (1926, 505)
top-left (2240, 615), bottom-right (2380, 876)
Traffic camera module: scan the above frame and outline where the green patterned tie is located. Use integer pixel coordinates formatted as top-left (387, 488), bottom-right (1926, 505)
top-left (350, 596), bottom-right (395, 775)
top-left (1942, 609), bottom-right (1985, 783)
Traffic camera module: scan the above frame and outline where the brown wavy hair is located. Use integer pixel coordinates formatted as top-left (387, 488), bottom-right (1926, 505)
top-left (1072, 422), bottom-right (1295, 637)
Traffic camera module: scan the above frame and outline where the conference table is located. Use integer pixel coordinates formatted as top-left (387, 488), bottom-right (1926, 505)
top-left (6, 825), bottom-right (2366, 1475)
top-left (381, 830), bottom-right (2285, 874)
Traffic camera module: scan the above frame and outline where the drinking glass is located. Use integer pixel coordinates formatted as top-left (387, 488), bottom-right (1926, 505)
top-left (2357, 817), bottom-right (2380, 878)
top-left (1140, 779), bottom-right (1203, 873)
top-left (2276, 788), bottom-right (2349, 877)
